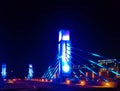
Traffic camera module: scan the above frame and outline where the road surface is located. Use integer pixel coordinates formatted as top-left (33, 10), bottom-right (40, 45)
top-left (0, 79), bottom-right (119, 91)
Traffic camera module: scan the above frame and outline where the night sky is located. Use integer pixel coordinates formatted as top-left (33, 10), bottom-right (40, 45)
top-left (0, 1), bottom-right (120, 78)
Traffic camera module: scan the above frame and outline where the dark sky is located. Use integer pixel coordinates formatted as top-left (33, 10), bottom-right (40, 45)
top-left (0, 1), bottom-right (120, 78)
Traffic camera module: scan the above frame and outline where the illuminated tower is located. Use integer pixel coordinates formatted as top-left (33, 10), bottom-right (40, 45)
top-left (58, 30), bottom-right (71, 80)
top-left (28, 64), bottom-right (33, 79)
top-left (1, 63), bottom-right (7, 79)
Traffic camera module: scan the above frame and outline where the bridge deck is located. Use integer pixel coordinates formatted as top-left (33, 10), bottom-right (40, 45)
top-left (1, 80), bottom-right (119, 91)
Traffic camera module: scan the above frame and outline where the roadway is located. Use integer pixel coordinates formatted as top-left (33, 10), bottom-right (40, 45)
top-left (1, 79), bottom-right (119, 91)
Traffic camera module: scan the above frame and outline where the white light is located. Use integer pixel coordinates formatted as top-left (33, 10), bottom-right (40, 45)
top-left (59, 31), bottom-right (62, 41)
top-left (63, 65), bottom-right (70, 72)
top-left (29, 64), bottom-right (32, 68)
top-left (62, 35), bottom-right (69, 40)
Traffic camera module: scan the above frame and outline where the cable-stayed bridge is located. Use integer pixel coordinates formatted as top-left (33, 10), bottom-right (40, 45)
top-left (1, 30), bottom-right (120, 90)
top-left (41, 30), bottom-right (120, 87)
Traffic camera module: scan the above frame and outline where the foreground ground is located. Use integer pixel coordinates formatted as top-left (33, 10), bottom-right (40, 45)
top-left (0, 79), bottom-right (119, 91)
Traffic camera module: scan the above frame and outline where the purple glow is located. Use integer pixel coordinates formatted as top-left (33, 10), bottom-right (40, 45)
top-left (62, 34), bottom-right (70, 40)
top-left (59, 30), bottom-right (70, 41)
top-left (29, 64), bottom-right (32, 68)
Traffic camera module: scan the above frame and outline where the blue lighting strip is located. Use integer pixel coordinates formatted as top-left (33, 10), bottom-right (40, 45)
top-left (65, 51), bottom-right (85, 79)
top-left (66, 52), bottom-right (84, 65)
top-left (43, 71), bottom-right (48, 78)
top-left (46, 66), bottom-right (52, 79)
top-left (73, 71), bottom-right (79, 78)
top-left (66, 48), bottom-right (89, 62)
top-left (89, 60), bottom-right (104, 68)
top-left (65, 57), bottom-right (79, 79)
top-left (84, 65), bottom-right (97, 75)
top-left (89, 60), bottom-right (120, 76)
top-left (78, 70), bottom-right (90, 81)
top-left (42, 60), bottom-right (59, 79)
top-left (66, 50), bottom-right (108, 81)
top-left (49, 61), bottom-right (59, 79)
top-left (111, 71), bottom-right (120, 76)
top-left (51, 66), bottom-right (59, 79)
top-left (47, 67), bottom-right (53, 79)
top-left (84, 65), bottom-right (108, 82)
top-left (48, 64), bottom-right (59, 80)
top-left (66, 50), bottom-right (93, 80)
top-left (42, 65), bottom-right (51, 78)
top-left (66, 48), bottom-right (120, 76)
top-left (67, 45), bottom-right (105, 58)
top-left (47, 61), bottom-right (58, 79)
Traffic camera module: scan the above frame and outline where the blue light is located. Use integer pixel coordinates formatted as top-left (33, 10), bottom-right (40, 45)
top-left (1, 64), bottom-right (7, 79)
top-left (58, 30), bottom-right (71, 76)
top-left (62, 65), bottom-right (70, 72)
top-left (79, 70), bottom-right (90, 80)
top-left (73, 71), bottom-right (79, 78)
top-left (89, 60), bottom-right (104, 68)
top-left (48, 64), bottom-right (59, 79)
top-left (85, 65), bottom-right (97, 75)
top-left (59, 31), bottom-right (62, 42)
top-left (89, 60), bottom-right (120, 76)
top-left (66, 45), bottom-right (105, 59)
top-left (28, 64), bottom-right (33, 79)
top-left (111, 70), bottom-right (120, 75)
top-left (91, 53), bottom-right (102, 57)
top-left (51, 67), bottom-right (59, 79)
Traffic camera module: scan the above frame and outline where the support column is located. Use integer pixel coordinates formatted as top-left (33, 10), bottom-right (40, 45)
top-left (1, 63), bottom-right (7, 79)
top-left (58, 30), bottom-right (71, 81)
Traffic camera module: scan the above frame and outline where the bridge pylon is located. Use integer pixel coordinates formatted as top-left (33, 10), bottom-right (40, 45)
top-left (58, 30), bottom-right (71, 82)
